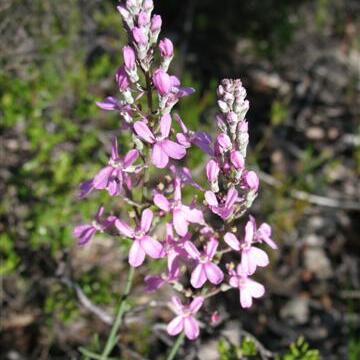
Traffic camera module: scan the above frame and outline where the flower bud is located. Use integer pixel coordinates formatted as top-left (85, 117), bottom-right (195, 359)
top-left (216, 133), bottom-right (232, 153)
top-left (159, 38), bottom-right (174, 58)
top-left (153, 69), bottom-right (171, 95)
top-left (132, 27), bottom-right (147, 45)
top-left (150, 14), bottom-right (162, 33)
top-left (123, 46), bottom-right (136, 70)
top-left (143, 0), bottom-right (154, 10)
top-left (138, 11), bottom-right (150, 26)
top-left (226, 111), bottom-right (238, 126)
top-left (206, 160), bottom-right (220, 183)
top-left (115, 66), bottom-right (130, 91)
top-left (230, 151), bottom-right (244, 170)
top-left (244, 170), bottom-right (259, 191)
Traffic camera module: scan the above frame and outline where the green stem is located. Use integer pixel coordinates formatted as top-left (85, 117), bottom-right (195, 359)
top-left (166, 332), bottom-right (185, 360)
top-left (100, 266), bottom-right (135, 360)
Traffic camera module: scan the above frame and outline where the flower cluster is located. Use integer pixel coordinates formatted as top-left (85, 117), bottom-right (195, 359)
top-left (74, 0), bottom-right (276, 342)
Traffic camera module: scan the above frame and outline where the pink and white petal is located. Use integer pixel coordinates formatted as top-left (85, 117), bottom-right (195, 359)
top-left (225, 187), bottom-right (238, 208)
top-left (140, 236), bottom-right (163, 259)
top-left (93, 166), bottom-right (113, 189)
top-left (190, 264), bottom-right (207, 288)
top-left (173, 208), bottom-right (189, 236)
top-left (167, 316), bottom-right (184, 336)
top-left (133, 121), bottom-right (155, 143)
top-left (115, 219), bottom-right (135, 238)
top-left (184, 241), bottom-right (201, 260)
top-left (108, 179), bottom-right (121, 196)
top-left (249, 247), bottom-right (269, 268)
top-left (140, 209), bottom-right (153, 233)
top-left (183, 316), bottom-right (200, 340)
top-left (111, 137), bottom-right (118, 160)
top-left (204, 238), bottom-right (218, 258)
top-left (244, 220), bottom-right (255, 245)
top-left (204, 263), bottom-right (224, 285)
top-left (205, 191), bottom-right (218, 207)
top-left (171, 296), bottom-right (184, 314)
top-left (185, 207), bottom-right (204, 225)
top-left (247, 279), bottom-right (265, 298)
top-left (241, 250), bottom-right (256, 275)
top-left (229, 276), bottom-right (239, 288)
top-left (123, 149), bottom-right (139, 168)
top-left (152, 142), bottom-right (169, 168)
top-left (224, 232), bottom-right (240, 251)
top-left (144, 275), bottom-right (165, 292)
top-left (129, 240), bottom-right (146, 267)
top-left (240, 287), bottom-right (253, 308)
top-left (96, 97), bottom-right (119, 110)
top-left (161, 140), bottom-right (186, 160)
top-left (189, 297), bottom-right (204, 314)
top-left (160, 113), bottom-right (172, 138)
top-left (153, 193), bottom-right (170, 212)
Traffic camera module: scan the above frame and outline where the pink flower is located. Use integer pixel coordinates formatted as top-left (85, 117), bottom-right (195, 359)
top-left (174, 113), bottom-right (213, 155)
top-left (185, 238), bottom-right (224, 288)
top-left (95, 96), bottom-right (131, 114)
top-left (167, 296), bottom-right (204, 340)
top-left (159, 38), bottom-right (174, 58)
top-left (133, 114), bottom-right (186, 168)
top-left (224, 218), bottom-right (269, 275)
top-left (92, 138), bottom-right (139, 196)
top-left (152, 69), bottom-right (171, 95)
top-left (229, 264), bottom-right (265, 308)
top-left (205, 187), bottom-right (238, 220)
top-left (249, 215), bottom-right (277, 249)
top-left (154, 178), bottom-right (204, 236)
top-left (137, 11), bottom-right (150, 26)
top-left (73, 206), bottom-right (114, 245)
top-left (115, 209), bottom-right (163, 267)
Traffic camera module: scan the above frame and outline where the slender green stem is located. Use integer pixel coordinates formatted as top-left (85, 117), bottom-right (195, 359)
top-left (166, 332), bottom-right (185, 360)
top-left (100, 266), bottom-right (135, 360)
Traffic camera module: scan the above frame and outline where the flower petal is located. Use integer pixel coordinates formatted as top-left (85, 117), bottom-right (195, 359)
top-left (204, 238), bottom-right (218, 258)
top-left (167, 316), bottom-right (184, 336)
top-left (133, 121), bottom-right (155, 143)
top-left (152, 142), bottom-right (169, 168)
top-left (160, 113), bottom-right (172, 138)
top-left (189, 296), bottom-right (204, 314)
top-left (115, 219), bottom-right (135, 238)
top-left (184, 316), bottom-right (200, 340)
top-left (190, 264), bottom-right (207, 288)
top-left (249, 247), bottom-right (269, 268)
top-left (173, 208), bottom-right (188, 236)
top-left (93, 166), bottom-right (113, 189)
top-left (153, 193), bottom-right (170, 212)
top-left (247, 279), bottom-right (265, 298)
top-left (140, 209), bottom-right (153, 233)
top-left (224, 232), bottom-right (240, 251)
top-left (129, 240), bottom-right (146, 267)
top-left (161, 140), bottom-right (186, 160)
top-left (140, 236), bottom-right (163, 259)
top-left (204, 263), bottom-right (224, 285)
top-left (240, 287), bottom-right (253, 308)
top-left (205, 191), bottom-right (218, 207)
top-left (184, 241), bottom-right (201, 260)
top-left (123, 149), bottom-right (139, 168)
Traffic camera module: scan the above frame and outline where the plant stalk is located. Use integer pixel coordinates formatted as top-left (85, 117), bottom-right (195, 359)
top-left (166, 332), bottom-right (185, 360)
top-left (100, 266), bottom-right (135, 360)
